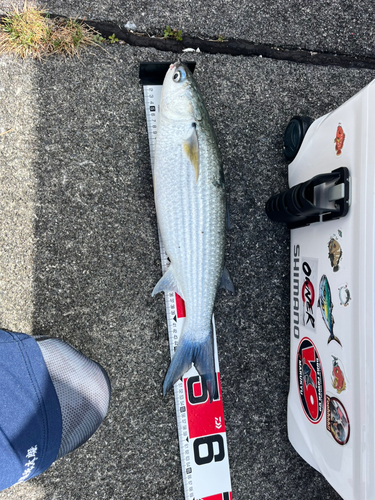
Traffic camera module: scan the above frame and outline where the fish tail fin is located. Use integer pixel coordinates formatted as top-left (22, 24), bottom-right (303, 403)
top-left (163, 330), bottom-right (217, 402)
top-left (328, 334), bottom-right (342, 346)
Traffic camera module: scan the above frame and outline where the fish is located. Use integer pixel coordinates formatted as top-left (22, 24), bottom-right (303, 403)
top-left (152, 62), bottom-right (233, 401)
top-left (334, 124), bottom-right (345, 156)
top-left (317, 275), bottom-right (342, 346)
top-left (331, 355), bottom-right (346, 393)
top-left (328, 237), bottom-right (342, 272)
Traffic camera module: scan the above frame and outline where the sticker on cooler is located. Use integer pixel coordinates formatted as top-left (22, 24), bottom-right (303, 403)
top-left (330, 355), bottom-right (347, 394)
top-left (326, 395), bottom-right (350, 445)
top-left (328, 235), bottom-right (343, 273)
top-left (334, 123), bottom-right (345, 156)
top-left (338, 283), bottom-right (351, 307)
top-left (318, 275), bottom-right (342, 346)
top-left (301, 259), bottom-right (318, 332)
top-left (297, 337), bottom-right (325, 424)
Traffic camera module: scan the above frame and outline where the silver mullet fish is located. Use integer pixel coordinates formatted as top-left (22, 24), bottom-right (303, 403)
top-left (152, 62), bottom-right (232, 401)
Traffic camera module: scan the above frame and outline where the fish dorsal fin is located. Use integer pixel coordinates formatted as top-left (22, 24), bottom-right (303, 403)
top-left (152, 264), bottom-right (183, 298)
top-left (183, 124), bottom-right (199, 182)
top-left (219, 266), bottom-right (235, 294)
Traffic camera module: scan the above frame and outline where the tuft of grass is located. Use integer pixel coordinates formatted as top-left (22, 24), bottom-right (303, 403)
top-left (0, 1), bottom-right (102, 58)
top-left (163, 25), bottom-right (182, 42)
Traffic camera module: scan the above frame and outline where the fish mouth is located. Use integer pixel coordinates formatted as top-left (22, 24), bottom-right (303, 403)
top-left (169, 59), bottom-right (183, 71)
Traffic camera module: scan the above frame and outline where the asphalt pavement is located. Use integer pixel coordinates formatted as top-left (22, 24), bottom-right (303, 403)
top-left (1, 3), bottom-right (375, 500)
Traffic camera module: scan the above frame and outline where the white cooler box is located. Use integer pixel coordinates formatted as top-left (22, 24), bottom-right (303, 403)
top-left (266, 80), bottom-right (375, 500)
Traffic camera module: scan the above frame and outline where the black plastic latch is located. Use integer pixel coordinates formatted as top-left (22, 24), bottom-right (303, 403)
top-left (265, 167), bottom-right (350, 229)
top-left (139, 61), bottom-right (196, 86)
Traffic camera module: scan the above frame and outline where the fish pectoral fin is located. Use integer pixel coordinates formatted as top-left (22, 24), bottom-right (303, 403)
top-left (219, 265), bottom-right (235, 294)
top-left (183, 125), bottom-right (199, 182)
top-left (152, 265), bottom-right (183, 298)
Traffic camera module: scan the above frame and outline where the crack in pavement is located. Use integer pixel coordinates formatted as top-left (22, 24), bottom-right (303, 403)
top-left (79, 17), bottom-right (375, 70)
top-left (2, 13), bottom-right (375, 70)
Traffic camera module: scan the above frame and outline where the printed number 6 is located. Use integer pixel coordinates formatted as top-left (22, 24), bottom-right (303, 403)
top-left (193, 435), bottom-right (225, 465)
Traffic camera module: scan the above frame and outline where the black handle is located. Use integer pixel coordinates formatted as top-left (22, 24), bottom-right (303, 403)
top-left (265, 167), bottom-right (350, 229)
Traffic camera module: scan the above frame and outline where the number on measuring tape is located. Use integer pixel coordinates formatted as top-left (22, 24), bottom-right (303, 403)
top-left (193, 435), bottom-right (225, 465)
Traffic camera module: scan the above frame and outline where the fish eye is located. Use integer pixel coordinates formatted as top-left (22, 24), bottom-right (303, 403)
top-left (173, 71), bottom-right (182, 82)
top-left (173, 68), bottom-right (186, 83)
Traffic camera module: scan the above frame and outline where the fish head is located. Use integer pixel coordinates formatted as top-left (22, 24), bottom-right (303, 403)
top-left (160, 62), bottom-right (203, 122)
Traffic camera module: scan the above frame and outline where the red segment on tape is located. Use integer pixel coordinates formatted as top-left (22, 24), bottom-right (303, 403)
top-left (202, 492), bottom-right (233, 500)
top-left (175, 293), bottom-right (186, 318)
top-left (184, 373), bottom-right (225, 439)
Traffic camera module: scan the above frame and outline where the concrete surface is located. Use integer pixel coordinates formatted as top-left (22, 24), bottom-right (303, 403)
top-left (1, 40), bottom-right (375, 499)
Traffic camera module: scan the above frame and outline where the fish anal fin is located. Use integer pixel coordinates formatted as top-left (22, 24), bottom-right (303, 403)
top-left (226, 203), bottom-right (231, 231)
top-left (219, 265), bottom-right (235, 294)
top-left (152, 265), bottom-right (182, 298)
top-left (183, 125), bottom-right (199, 182)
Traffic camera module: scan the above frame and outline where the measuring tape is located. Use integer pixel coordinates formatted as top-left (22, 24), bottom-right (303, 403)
top-left (140, 62), bottom-right (232, 500)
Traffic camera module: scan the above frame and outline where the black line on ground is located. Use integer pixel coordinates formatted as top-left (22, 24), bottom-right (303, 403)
top-left (3, 13), bottom-right (375, 70)
top-left (82, 19), bottom-right (375, 70)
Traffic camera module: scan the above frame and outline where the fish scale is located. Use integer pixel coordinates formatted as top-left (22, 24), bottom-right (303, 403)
top-left (154, 115), bottom-right (225, 338)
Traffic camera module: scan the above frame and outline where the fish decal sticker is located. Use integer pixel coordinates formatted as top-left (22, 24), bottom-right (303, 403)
top-left (317, 275), bottom-right (342, 346)
top-left (328, 237), bottom-right (342, 272)
top-left (334, 124), bottom-right (345, 156)
top-left (331, 355), bottom-right (346, 394)
top-left (326, 396), bottom-right (350, 445)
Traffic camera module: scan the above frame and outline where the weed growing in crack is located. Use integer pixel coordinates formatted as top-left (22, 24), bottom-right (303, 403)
top-left (163, 26), bottom-right (182, 42)
top-left (93, 34), bottom-right (105, 44)
top-left (108, 33), bottom-right (119, 44)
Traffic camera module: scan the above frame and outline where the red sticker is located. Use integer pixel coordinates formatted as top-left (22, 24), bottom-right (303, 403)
top-left (297, 337), bottom-right (325, 423)
top-left (334, 124), bottom-right (345, 156)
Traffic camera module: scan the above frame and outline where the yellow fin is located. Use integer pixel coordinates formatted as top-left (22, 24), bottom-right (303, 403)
top-left (183, 126), bottom-right (199, 181)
